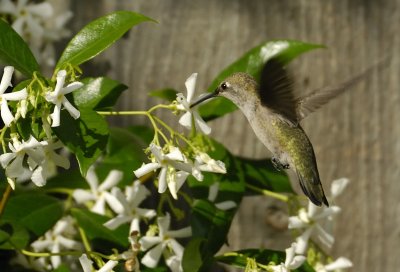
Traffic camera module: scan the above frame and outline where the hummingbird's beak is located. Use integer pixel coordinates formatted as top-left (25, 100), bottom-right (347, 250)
top-left (190, 90), bottom-right (219, 108)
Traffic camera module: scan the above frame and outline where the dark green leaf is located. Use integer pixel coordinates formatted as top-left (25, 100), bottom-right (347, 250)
top-left (44, 168), bottom-right (88, 190)
top-left (128, 125), bottom-right (154, 145)
top-left (71, 208), bottom-right (129, 249)
top-left (237, 157), bottom-right (293, 193)
top-left (73, 77), bottom-right (128, 110)
top-left (182, 238), bottom-right (210, 272)
top-left (149, 88), bottom-right (178, 102)
top-left (53, 108), bottom-right (109, 176)
top-left (1, 194), bottom-right (63, 236)
top-left (0, 19), bottom-right (39, 77)
top-left (198, 40), bottom-right (324, 121)
top-left (216, 248), bottom-right (315, 272)
top-left (56, 11), bottom-right (155, 69)
top-left (0, 221), bottom-right (29, 249)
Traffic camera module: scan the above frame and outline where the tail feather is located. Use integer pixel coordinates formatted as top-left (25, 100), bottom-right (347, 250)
top-left (297, 171), bottom-right (329, 207)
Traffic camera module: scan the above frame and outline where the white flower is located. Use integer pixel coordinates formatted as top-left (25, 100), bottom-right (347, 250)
top-left (31, 216), bottom-right (81, 269)
top-left (0, 66), bottom-right (28, 126)
top-left (79, 254), bottom-right (118, 272)
top-left (270, 242), bottom-right (306, 272)
top-left (0, 136), bottom-right (45, 188)
top-left (140, 213), bottom-right (191, 271)
top-left (103, 180), bottom-right (157, 233)
top-left (45, 70), bottom-right (83, 127)
top-left (316, 257), bottom-right (353, 272)
top-left (134, 144), bottom-right (192, 199)
top-left (192, 152), bottom-right (226, 181)
top-left (31, 139), bottom-right (70, 187)
top-left (73, 167), bottom-right (123, 215)
top-left (208, 182), bottom-right (237, 210)
top-left (288, 178), bottom-right (349, 255)
top-left (176, 73), bottom-right (211, 135)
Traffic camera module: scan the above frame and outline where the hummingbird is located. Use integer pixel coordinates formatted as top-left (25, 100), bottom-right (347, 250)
top-left (191, 58), bottom-right (382, 206)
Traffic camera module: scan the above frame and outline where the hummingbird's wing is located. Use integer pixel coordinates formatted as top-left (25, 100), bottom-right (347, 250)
top-left (296, 58), bottom-right (389, 120)
top-left (259, 58), bottom-right (298, 125)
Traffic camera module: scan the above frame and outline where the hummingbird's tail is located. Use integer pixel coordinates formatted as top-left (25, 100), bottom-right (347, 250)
top-left (296, 170), bottom-right (329, 207)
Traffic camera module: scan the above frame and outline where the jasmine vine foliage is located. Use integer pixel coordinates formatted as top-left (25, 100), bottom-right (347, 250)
top-left (0, 7), bottom-right (353, 272)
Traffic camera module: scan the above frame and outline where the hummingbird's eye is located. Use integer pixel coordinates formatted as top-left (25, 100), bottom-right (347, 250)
top-left (220, 82), bottom-right (228, 90)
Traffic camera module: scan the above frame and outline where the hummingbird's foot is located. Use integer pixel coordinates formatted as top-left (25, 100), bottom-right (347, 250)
top-left (271, 157), bottom-right (290, 171)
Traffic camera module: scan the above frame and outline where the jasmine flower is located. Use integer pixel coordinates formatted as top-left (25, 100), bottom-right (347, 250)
top-left (270, 242), bottom-right (306, 272)
top-left (134, 144), bottom-right (192, 199)
top-left (192, 152), bottom-right (226, 181)
top-left (140, 213), bottom-right (191, 271)
top-left (79, 254), bottom-right (118, 272)
top-left (103, 180), bottom-right (157, 233)
top-left (72, 167), bottom-right (124, 215)
top-left (316, 257), bottom-right (353, 272)
top-left (45, 70), bottom-right (83, 127)
top-left (0, 66), bottom-right (28, 126)
top-left (176, 73), bottom-right (211, 135)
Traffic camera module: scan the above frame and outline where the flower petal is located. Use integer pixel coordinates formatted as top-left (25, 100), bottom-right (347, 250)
top-left (1, 99), bottom-right (14, 126)
top-left (215, 201), bottom-right (237, 210)
top-left (134, 162), bottom-right (160, 178)
top-left (193, 111), bottom-right (211, 135)
top-left (97, 260), bottom-right (118, 272)
top-left (185, 73), bottom-right (198, 102)
top-left (72, 189), bottom-right (95, 204)
top-left (50, 103), bottom-right (62, 127)
top-left (168, 238), bottom-right (184, 258)
top-left (0, 66), bottom-right (13, 94)
top-left (141, 243), bottom-right (164, 268)
top-left (295, 227), bottom-right (313, 255)
top-left (178, 111), bottom-right (192, 129)
top-left (62, 82), bottom-right (84, 94)
top-left (61, 97), bottom-right (80, 120)
top-left (158, 167), bottom-right (168, 193)
top-left (79, 254), bottom-right (93, 272)
top-left (330, 178), bottom-right (350, 198)
top-left (140, 236), bottom-right (163, 251)
top-left (324, 257), bottom-right (353, 271)
top-left (98, 170), bottom-right (123, 192)
top-left (104, 215), bottom-right (131, 230)
top-left (103, 191), bottom-right (124, 214)
top-left (167, 226), bottom-right (192, 239)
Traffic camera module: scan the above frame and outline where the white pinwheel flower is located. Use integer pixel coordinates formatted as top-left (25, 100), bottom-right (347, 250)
top-left (72, 167), bottom-right (124, 215)
top-left (0, 66), bottom-right (28, 126)
top-left (192, 152), bottom-right (226, 181)
top-left (288, 178), bottom-right (349, 255)
top-left (176, 73), bottom-right (211, 135)
top-left (0, 136), bottom-right (45, 188)
top-left (270, 242), bottom-right (306, 272)
top-left (45, 70), bottom-right (83, 127)
top-left (31, 139), bottom-right (70, 187)
top-left (31, 216), bottom-right (81, 269)
top-left (208, 182), bottom-right (237, 210)
top-left (79, 254), bottom-right (118, 272)
top-left (140, 213), bottom-right (191, 271)
top-left (134, 143), bottom-right (192, 199)
top-left (103, 180), bottom-right (156, 233)
top-left (316, 257), bottom-right (353, 272)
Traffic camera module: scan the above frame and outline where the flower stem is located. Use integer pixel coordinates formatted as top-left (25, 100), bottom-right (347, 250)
top-left (0, 184), bottom-right (12, 218)
top-left (245, 183), bottom-right (289, 202)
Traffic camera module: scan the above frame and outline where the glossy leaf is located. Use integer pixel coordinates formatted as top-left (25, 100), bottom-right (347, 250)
top-left (182, 238), bottom-right (209, 272)
top-left (71, 208), bottom-right (129, 249)
top-left (216, 248), bottom-right (315, 272)
top-left (73, 77), bottom-right (128, 110)
top-left (53, 108), bottom-right (109, 176)
top-left (237, 157), bottom-right (294, 193)
top-left (0, 221), bottom-right (29, 250)
top-left (56, 11), bottom-right (155, 69)
top-left (0, 19), bottom-right (39, 77)
top-left (198, 40), bottom-right (325, 121)
top-left (1, 194), bottom-right (63, 236)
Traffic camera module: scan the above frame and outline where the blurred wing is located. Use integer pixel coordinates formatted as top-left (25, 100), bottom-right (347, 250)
top-left (297, 58), bottom-right (389, 120)
top-left (259, 58), bottom-right (298, 125)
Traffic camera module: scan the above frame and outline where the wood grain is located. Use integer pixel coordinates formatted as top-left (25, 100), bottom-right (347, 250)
top-left (69, 1), bottom-right (400, 271)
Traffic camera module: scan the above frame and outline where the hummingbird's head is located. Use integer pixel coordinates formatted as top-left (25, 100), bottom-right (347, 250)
top-left (190, 72), bottom-right (258, 108)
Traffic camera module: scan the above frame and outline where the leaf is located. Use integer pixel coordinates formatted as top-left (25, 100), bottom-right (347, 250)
top-left (128, 125), bottom-right (154, 145)
top-left (182, 238), bottom-right (209, 272)
top-left (149, 88), bottom-right (178, 102)
top-left (53, 108), bottom-right (109, 176)
top-left (0, 221), bottom-right (29, 250)
top-left (71, 208), bottom-right (129, 249)
top-left (1, 194), bottom-right (63, 236)
top-left (0, 19), bottom-right (40, 77)
top-left (215, 248), bottom-right (315, 272)
top-left (198, 40), bottom-right (325, 121)
top-left (56, 11), bottom-right (155, 69)
top-left (237, 157), bottom-right (294, 194)
top-left (44, 168), bottom-right (88, 190)
top-left (73, 77), bottom-right (128, 110)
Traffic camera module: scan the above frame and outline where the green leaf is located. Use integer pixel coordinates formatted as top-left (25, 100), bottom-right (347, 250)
top-left (237, 157), bottom-right (293, 193)
top-left (149, 88), bottom-right (178, 102)
top-left (1, 194), bottom-right (63, 236)
top-left (216, 248), bottom-right (315, 272)
top-left (198, 40), bottom-right (325, 121)
top-left (44, 168), bottom-right (88, 190)
top-left (128, 125), bottom-right (154, 145)
top-left (71, 208), bottom-right (129, 249)
top-left (0, 221), bottom-right (29, 249)
top-left (182, 238), bottom-right (209, 272)
top-left (56, 11), bottom-right (155, 69)
top-left (73, 77), bottom-right (128, 110)
top-left (0, 19), bottom-right (40, 77)
top-left (53, 108), bottom-right (109, 176)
